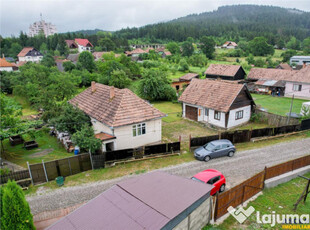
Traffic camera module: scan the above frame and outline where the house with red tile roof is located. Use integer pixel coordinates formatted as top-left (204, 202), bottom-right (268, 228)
top-left (17, 47), bottom-right (43, 63)
top-left (222, 41), bottom-right (238, 49)
top-left (179, 79), bottom-right (255, 129)
top-left (0, 57), bottom-right (17, 72)
top-left (69, 82), bottom-right (166, 151)
top-left (205, 64), bottom-right (246, 80)
top-left (74, 39), bottom-right (93, 53)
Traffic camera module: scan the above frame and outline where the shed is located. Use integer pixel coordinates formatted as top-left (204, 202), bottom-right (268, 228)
top-left (48, 171), bottom-right (213, 230)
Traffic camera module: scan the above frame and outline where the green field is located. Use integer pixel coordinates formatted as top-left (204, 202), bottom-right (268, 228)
top-left (205, 172), bottom-right (310, 230)
top-left (7, 95), bottom-right (38, 117)
top-left (252, 94), bottom-right (308, 116)
top-left (152, 101), bottom-right (182, 123)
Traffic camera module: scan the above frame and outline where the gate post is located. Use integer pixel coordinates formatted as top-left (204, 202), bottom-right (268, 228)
top-left (27, 161), bottom-right (34, 185)
top-left (42, 160), bottom-right (49, 182)
top-left (189, 134), bottom-right (191, 150)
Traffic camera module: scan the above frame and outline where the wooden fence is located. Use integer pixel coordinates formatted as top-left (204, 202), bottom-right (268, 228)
top-left (255, 108), bottom-right (300, 126)
top-left (0, 169), bottom-right (30, 184)
top-left (105, 142), bottom-right (181, 162)
top-left (190, 124), bottom-right (305, 148)
top-left (214, 155), bottom-right (310, 220)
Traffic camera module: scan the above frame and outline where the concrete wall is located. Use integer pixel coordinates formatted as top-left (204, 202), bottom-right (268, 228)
top-left (78, 45), bottom-right (91, 53)
top-left (227, 105), bottom-right (251, 129)
top-left (285, 82), bottom-right (310, 99)
top-left (172, 197), bottom-right (211, 230)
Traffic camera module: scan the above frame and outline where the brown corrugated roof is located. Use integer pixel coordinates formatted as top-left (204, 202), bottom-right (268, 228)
top-left (0, 58), bottom-right (15, 67)
top-left (17, 47), bottom-right (34, 57)
top-left (205, 64), bottom-right (242, 77)
top-left (48, 171), bottom-right (212, 230)
top-left (248, 67), bottom-right (310, 83)
top-left (69, 83), bottom-right (166, 127)
top-left (179, 78), bottom-right (245, 112)
top-left (179, 73), bottom-right (199, 81)
top-left (277, 63), bottom-right (292, 70)
top-left (95, 132), bottom-right (116, 141)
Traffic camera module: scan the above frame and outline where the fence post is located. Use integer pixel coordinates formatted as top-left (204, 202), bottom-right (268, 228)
top-left (27, 161), bottom-right (34, 185)
top-left (42, 160), bottom-right (49, 182)
top-left (262, 167), bottom-right (267, 189)
top-left (250, 128), bottom-right (253, 141)
top-left (218, 131), bottom-right (221, 140)
top-left (241, 185), bottom-right (246, 205)
top-left (189, 134), bottom-right (191, 150)
top-left (89, 151), bottom-right (94, 170)
top-left (179, 135), bottom-right (181, 143)
top-left (68, 158), bottom-right (72, 175)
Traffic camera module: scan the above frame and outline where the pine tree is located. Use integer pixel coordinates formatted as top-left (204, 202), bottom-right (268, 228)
top-left (1, 180), bottom-right (35, 230)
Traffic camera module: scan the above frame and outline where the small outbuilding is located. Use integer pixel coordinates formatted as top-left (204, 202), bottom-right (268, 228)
top-left (48, 171), bottom-right (213, 230)
top-left (205, 64), bottom-right (246, 81)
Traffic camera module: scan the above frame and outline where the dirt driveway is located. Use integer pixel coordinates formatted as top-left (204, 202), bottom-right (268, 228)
top-left (27, 138), bottom-right (310, 215)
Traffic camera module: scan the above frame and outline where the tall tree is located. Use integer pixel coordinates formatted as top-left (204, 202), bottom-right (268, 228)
top-left (249, 37), bottom-right (274, 56)
top-left (1, 180), bottom-right (35, 230)
top-left (77, 51), bottom-right (96, 72)
top-left (181, 41), bottom-right (194, 57)
top-left (302, 37), bottom-right (310, 54)
top-left (166, 42), bottom-right (180, 55)
top-left (200, 36), bottom-right (215, 59)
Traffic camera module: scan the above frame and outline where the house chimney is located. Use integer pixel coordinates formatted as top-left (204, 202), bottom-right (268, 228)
top-left (110, 86), bottom-right (115, 99)
top-left (91, 81), bottom-right (96, 93)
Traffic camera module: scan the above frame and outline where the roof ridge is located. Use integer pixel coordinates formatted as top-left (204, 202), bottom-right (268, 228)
top-left (111, 89), bottom-right (127, 126)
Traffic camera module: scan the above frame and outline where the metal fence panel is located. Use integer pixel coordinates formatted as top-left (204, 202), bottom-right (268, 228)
top-left (144, 144), bottom-right (167, 155)
top-left (0, 170), bottom-right (30, 184)
top-left (105, 148), bottom-right (134, 161)
top-left (44, 161), bottom-right (58, 181)
top-left (301, 118), bottom-right (310, 130)
top-left (29, 163), bottom-right (46, 184)
top-left (92, 155), bottom-right (105, 169)
top-left (168, 142), bottom-right (181, 153)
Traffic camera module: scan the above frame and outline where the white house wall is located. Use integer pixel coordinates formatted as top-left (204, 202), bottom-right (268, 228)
top-left (206, 109), bottom-right (226, 128)
top-left (227, 105), bottom-right (251, 128)
top-left (114, 119), bottom-right (162, 150)
top-left (91, 117), bottom-right (113, 134)
top-left (0, 67), bottom-right (13, 72)
top-left (19, 56), bottom-right (43, 63)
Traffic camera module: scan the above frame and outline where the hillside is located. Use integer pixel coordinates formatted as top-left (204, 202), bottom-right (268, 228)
top-left (114, 5), bottom-right (310, 42)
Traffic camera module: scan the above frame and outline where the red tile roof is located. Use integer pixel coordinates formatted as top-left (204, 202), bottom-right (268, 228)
top-left (69, 83), bottom-right (166, 127)
top-left (179, 73), bottom-right (199, 81)
top-left (0, 58), bottom-right (15, 67)
top-left (17, 47), bottom-right (34, 57)
top-left (223, 41), bottom-right (238, 47)
top-left (179, 78), bottom-right (246, 112)
top-left (248, 67), bottom-right (310, 83)
top-left (75, 39), bottom-right (93, 47)
top-left (95, 132), bottom-right (116, 141)
top-left (276, 63), bottom-right (292, 70)
top-left (128, 48), bottom-right (146, 55)
top-left (205, 64), bottom-right (242, 77)
top-left (164, 51), bottom-right (172, 56)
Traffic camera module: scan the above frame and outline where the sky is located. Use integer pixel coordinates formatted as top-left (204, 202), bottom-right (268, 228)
top-left (1, 0), bottom-right (310, 37)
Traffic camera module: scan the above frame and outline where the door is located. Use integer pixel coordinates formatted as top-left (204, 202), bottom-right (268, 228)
top-left (208, 176), bottom-right (221, 195)
top-left (211, 145), bottom-right (224, 158)
top-left (185, 105), bottom-right (198, 121)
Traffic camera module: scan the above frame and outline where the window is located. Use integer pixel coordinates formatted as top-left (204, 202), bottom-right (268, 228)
top-left (207, 176), bottom-right (221, 185)
top-left (293, 84), bottom-right (302, 91)
top-left (214, 111), bottom-right (221, 120)
top-left (205, 108), bottom-right (209, 116)
top-left (235, 110), bottom-right (244, 120)
top-left (132, 123), bottom-right (146, 137)
top-left (221, 144), bottom-right (230, 149)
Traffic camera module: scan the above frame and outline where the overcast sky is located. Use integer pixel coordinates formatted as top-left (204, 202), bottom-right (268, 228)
top-left (1, 0), bottom-right (309, 37)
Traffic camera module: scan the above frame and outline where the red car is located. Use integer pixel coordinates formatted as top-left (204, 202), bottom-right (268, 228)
top-left (191, 169), bottom-right (226, 196)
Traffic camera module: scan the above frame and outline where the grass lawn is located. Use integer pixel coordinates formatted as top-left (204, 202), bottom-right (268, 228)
top-left (25, 130), bottom-right (310, 196)
top-left (2, 130), bottom-right (72, 168)
top-left (205, 172), bottom-right (310, 230)
top-left (152, 101), bottom-right (182, 123)
top-left (167, 70), bottom-right (188, 80)
top-left (7, 95), bottom-right (38, 117)
top-left (251, 93), bottom-right (308, 116)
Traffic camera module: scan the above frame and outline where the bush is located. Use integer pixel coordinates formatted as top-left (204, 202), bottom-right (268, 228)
top-left (1, 180), bottom-right (35, 230)
top-left (250, 113), bottom-right (263, 122)
top-left (0, 167), bottom-right (11, 176)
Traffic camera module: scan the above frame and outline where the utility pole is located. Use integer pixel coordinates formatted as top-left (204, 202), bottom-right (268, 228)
top-left (287, 94), bottom-right (294, 125)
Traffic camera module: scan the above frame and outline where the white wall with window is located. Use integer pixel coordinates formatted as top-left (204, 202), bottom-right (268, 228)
top-left (227, 105), bottom-right (251, 128)
top-left (285, 82), bottom-right (310, 99)
top-left (114, 119), bottom-right (162, 150)
top-left (206, 109), bottom-right (226, 128)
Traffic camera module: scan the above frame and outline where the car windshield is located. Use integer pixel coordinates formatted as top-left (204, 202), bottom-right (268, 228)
top-left (191, 177), bottom-right (204, 183)
top-left (203, 142), bottom-right (215, 151)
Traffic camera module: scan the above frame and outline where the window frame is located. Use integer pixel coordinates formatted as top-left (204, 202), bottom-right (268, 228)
top-left (235, 110), bottom-right (244, 120)
top-left (205, 108), bottom-right (209, 116)
top-left (132, 123), bottom-right (146, 137)
top-left (293, 84), bottom-right (302, 91)
top-left (214, 111), bottom-right (221, 120)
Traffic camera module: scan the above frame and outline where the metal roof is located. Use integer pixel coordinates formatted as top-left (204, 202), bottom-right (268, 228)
top-left (48, 172), bottom-right (212, 230)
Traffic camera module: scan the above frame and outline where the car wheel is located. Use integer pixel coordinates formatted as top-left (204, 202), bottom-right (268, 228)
top-left (228, 151), bottom-right (234, 157)
top-left (204, 156), bottom-right (211, 162)
top-left (220, 184), bottom-right (225, 193)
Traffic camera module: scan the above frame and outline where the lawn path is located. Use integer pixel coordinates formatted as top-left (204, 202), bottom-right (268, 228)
top-left (27, 138), bottom-right (310, 215)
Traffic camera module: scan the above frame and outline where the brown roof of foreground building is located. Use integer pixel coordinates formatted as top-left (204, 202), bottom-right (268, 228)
top-left (179, 73), bottom-right (199, 81)
top-left (0, 58), bottom-right (15, 67)
top-left (69, 82), bottom-right (166, 127)
top-left (48, 171), bottom-right (212, 230)
top-left (204, 64), bottom-right (242, 77)
top-left (128, 48), bottom-right (146, 55)
top-left (17, 47), bottom-right (34, 57)
top-left (179, 78), bottom-right (246, 112)
top-left (248, 67), bottom-right (310, 83)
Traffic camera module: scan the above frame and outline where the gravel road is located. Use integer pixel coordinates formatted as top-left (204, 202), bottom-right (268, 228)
top-left (27, 138), bottom-right (310, 215)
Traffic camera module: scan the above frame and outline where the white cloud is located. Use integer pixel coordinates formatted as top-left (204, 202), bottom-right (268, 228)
top-left (1, 0), bottom-right (309, 37)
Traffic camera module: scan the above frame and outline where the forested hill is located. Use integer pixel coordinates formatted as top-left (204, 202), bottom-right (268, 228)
top-left (114, 5), bottom-right (310, 43)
